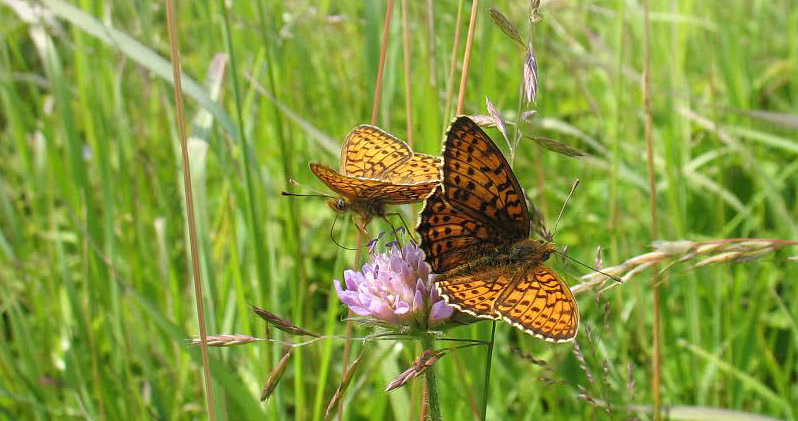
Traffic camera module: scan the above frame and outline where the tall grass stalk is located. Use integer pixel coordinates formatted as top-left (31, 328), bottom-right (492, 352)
top-left (641, 0), bottom-right (661, 417)
top-left (456, 0), bottom-right (480, 116)
top-left (164, 0), bottom-right (215, 419)
top-left (442, 0), bottom-right (466, 125)
top-left (401, 0), bottom-right (414, 145)
top-left (371, 0), bottom-right (395, 126)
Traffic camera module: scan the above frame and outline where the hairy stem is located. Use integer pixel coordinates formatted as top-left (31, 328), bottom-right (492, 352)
top-left (421, 334), bottom-right (442, 421)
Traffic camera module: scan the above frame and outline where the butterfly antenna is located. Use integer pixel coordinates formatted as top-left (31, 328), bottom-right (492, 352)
top-left (281, 192), bottom-right (331, 198)
top-left (282, 178), bottom-right (332, 198)
top-left (330, 212), bottom-right (357, 251)
top-left (552, 178), bottom-right (579, 238)
top-left (554, 250), bottom-right (622, 284)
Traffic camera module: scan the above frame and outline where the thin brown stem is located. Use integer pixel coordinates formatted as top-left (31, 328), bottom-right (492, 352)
top-left (371, 0), bottom-right (396, 126)
top-left (456, 0), bottom-right (480, 116)
top-left (642, 0), bottom-right (660, 418)
top-left (164, 1), bottom-right (215, 419)
top-left (402, 0), bottom-right (414, 145)
top-left (339, 228), bottom-right (365, 420)
top-left (442, 0), bottom-right (466, 125)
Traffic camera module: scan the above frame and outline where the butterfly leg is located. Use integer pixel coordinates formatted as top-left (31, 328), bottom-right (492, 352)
top-left (378, 215), bottom-right (412, 258)
top-left (384, 211), bottom-right (418, 244)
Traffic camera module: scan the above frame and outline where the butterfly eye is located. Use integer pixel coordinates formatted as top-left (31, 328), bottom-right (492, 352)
top-left (336, 199), bottom-right (347, 211)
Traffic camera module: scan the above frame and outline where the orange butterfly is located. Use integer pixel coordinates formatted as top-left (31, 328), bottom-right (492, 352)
top-left (416, 116), bottom-right (578, 342)
top-left (310, 125), bottom-right (441, 230)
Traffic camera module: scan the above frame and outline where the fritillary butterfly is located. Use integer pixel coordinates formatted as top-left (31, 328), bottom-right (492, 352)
top-left (416, 116), bottom-right (579, 342)
top-left (311, 125), bottom-right (440, 229)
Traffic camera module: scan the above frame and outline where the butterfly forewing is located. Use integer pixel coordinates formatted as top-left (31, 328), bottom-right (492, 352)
top-left (417, 185), bottom-right (505, 273)
top-left (441, 117), bottom-right (530, 240)
top-left (311, 163), bottom-right (437, 204)
top-left (340, 125), bottom-right (413, 179)
top-left (310, 163), bottom-right (367, 200)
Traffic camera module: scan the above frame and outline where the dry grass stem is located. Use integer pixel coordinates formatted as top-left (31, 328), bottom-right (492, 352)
top-left (456, 0), bottom-right (480, 115)
top-left (385, 349), bottom-right (449, 392)
top-left (571, 238), bottom-right (798, 296)
top-left (441, 0), bottom-right (465, 124)
top-left (251, 305), bottom-right (321, 337)
top-left (261, 350), bottom-right (293, 402)
top-left (325, 351), bottom-right (365, 419)
top-left (510, 347), bottom-right (548, 366)
top-left (191, 334), bottom-right (265, 347)
top-left (370, 0), bottom-right (395, 125)
top-left (469, 114), bottom-right (586, 157)
top-left (401, 0), bottom-right (413, 145)
top-left (485, 96), bottom-right (510, 149)
top-left (165, 0), bottom-right (215, 418)
top-left (487, 7), bottom-right (523, 47)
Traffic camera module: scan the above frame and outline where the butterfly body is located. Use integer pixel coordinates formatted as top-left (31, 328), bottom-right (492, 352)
top-left (417, 117), bottom-right (579, 342)
top-left (438, 239), bottom-right (555, 280)
top-left (324, 196), bottom-right (386, 227)
top-left (311, 125), bottom-right (440, 229)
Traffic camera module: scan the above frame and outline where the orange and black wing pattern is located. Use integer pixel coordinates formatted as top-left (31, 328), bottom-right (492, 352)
top-left (386, 153), bottom-right (442, 184)
top-left (310, 163), bottom-right (437, 205)
top-left (436, 262), bottom-right (578, 341)
top-left (493, 264), bottom-right (579, 342)
top-left (434, 265), bottom-right (514, 319)
top-left (417, 116), bottom-right (578, 342)
top-left (340, 125), bottom-right (413, 179)
top-left (418, 116), bottom-right (529, 273)
top-left (417, 184), bottom-right (505, 273)
top-left (439, 116), bottom-right (529, 241)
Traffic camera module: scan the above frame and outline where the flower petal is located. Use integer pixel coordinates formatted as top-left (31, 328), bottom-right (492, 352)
top-left (412, 289), bottom-right (426, 327)
top-left (429, 301), bottom-right (455, 327)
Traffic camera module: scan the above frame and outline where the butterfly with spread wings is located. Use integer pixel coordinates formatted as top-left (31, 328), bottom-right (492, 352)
top-left (310, 125), bottom-right (441, 231)
top-left (416, 116), bottom-right (578, 342)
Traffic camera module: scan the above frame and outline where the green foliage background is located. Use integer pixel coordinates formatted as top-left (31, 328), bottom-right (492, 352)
top-left (1, 0), bottom-right (797, 419)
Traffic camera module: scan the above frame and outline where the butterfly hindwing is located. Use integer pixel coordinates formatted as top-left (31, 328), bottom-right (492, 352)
top-left (386, 153), bottom-right (442, 184)
top-left (438, 261), bottom-right (578, 342)
top-left (441, 117), bottom-right (530, 239)
top-left (494, 264), bottom-right (579, 342)
top-left (435, 266), bottom-right (516, 319)
top-left (340, 125), bottom-right (413, 179)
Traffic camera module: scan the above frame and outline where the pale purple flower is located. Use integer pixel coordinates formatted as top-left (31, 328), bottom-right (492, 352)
top-left (334, 243), bottom-right (453, 330)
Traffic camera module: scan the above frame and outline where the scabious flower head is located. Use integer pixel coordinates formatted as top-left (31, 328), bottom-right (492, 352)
top-left (334, 242), bottom-right (453, 330)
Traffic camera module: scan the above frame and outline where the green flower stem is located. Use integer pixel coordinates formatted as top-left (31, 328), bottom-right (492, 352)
top-left (421, 334), bottom-right (442, 421)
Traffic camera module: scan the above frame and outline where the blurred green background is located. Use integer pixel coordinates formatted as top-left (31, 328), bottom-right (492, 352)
top-left (1, 0), bottom-right (797, 420)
